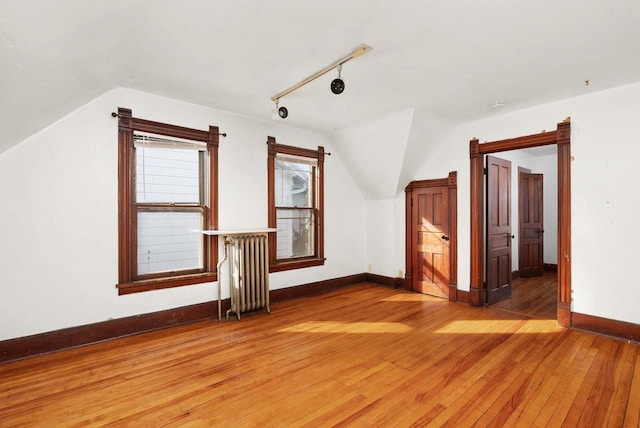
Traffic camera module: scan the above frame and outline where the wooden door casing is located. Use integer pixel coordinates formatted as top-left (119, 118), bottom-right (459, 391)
top-left (486, 155), bottom-right (513, 304)
top-left (519, 172), bottom-right (544, 277)
top-left (405, 172), bottom-right (457, 301)
top-left (468, 119), bottom-right (571, 327)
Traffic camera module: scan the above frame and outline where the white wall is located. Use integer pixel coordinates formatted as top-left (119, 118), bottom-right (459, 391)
top-left (365, 199), bottom-right (396, 277)
top-left (0, 88), bottom-right (367, 341)
top-left (386, 81), bottom-right (640, 325)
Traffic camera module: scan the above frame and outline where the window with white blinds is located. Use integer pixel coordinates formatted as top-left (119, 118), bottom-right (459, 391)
top-left (116, 107), bottom-right (219, 295)
top-left (134, 136), bottom-right (207, 276)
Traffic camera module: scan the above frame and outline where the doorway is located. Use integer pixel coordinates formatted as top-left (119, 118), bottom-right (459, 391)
top-left (468, 119), bottom-right (571, 327)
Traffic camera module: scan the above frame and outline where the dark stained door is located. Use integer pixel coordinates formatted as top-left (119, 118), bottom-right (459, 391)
top-left (411, 186), bottom-right (450, 298)
top-left (519, 172), bottom-right (544, 277)
top-left (486, 155), bottom-right (512, 304)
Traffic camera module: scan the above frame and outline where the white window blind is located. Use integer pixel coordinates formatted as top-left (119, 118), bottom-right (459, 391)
top-left (133, 133), bottom-right (206, 276)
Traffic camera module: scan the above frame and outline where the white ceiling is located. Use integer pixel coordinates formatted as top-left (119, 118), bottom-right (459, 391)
top-left (2, 0), bottom-right (640, 153)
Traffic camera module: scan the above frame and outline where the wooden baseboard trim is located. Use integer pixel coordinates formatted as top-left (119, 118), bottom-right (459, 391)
top-left (571, 312), bottom-right (640, 343)
top-left (0, 273), bottom-right (368, 364)
top-left (364, 273), bottom-right (395, 287)
top-left (364, 273), bottom-right (405, 289)
top-left (456, 289), bottom-right (471, 305)
top-left (270, 273), bottom-right (366, 302)
top-left (512, 270), bottom-right (520, 280)
top-left (544, 263), bottom-right (558, 272)
top-left (0, 301), bottom-right (223, 364)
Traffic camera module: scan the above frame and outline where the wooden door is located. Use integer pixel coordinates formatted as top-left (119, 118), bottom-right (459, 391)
top-left (519, 172), bottom-right (544, 277)
top-left (411, 186), bottom-right (450, 298)
top-left (486, 155), bottom-right (512, 304)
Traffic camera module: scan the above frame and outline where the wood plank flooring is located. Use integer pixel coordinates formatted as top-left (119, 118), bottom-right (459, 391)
top-left (1, 283), bottom-right (638, 427)
top-left (494, 271), bottom-right (558, 319)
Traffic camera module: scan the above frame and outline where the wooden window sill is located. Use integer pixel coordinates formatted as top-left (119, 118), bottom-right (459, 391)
top-left (117, 272), bottom-right (217, 295)
top-left (269, 258), bottom-right (325, 273)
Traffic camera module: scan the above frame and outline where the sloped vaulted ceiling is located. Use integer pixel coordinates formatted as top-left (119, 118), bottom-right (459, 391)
top-left (2, 0), bottom-right (640, 155)
top-left (330, 109), bottom-right (415, 200)
top-left (0, 1), bottom-right (137, 151)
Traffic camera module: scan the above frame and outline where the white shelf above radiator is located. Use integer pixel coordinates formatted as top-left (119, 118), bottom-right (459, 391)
top-left (201, 228), bottom-right (277, 236)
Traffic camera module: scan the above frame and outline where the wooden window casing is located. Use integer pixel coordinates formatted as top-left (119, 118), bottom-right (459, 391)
top-left (267, 136), bottom-right (325, 272)
top-left (117, 108), bottom-right (219, 295)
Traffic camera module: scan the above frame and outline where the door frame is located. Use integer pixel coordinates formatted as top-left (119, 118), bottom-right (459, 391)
top-left (469, 119), bottom-right (571, 327)
top-left (405, 171), bottom-right (458, 301)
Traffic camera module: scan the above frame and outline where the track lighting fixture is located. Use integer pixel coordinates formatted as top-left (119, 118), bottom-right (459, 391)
top-left (270, 43), bottom-right (372, 116)
top-left (278, 104), bottom-right (288, 119)
top-left (271, 99), bottom-right (288, 120)
top-left (330, 64), bottom-right (345, 95)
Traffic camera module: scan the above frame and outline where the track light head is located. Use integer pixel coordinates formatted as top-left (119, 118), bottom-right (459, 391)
top-left (331, 78), bottom-right (345, 94)
top-left (271, 100), bottom-right (288, 120)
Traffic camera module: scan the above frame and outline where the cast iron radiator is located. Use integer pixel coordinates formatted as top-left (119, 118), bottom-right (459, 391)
top-left (227, 233), bottom-right (271, 320)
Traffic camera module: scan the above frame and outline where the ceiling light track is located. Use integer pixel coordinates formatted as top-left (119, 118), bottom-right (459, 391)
top-left (270, 43), bottom-right (372, 119)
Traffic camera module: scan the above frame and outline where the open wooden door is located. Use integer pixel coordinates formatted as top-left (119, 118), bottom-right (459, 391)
top-left (486, 155), bottom-right (512, 304)
top-left (519, 172), bottom-right (544, 277)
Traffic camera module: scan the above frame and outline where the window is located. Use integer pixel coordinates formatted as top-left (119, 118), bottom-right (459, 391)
top-left (116, 108), bottom-right (219, 294)
top-left (267, 136), bottom-right (325, 272)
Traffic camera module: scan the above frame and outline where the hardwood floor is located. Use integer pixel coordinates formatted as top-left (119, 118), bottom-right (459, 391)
top-left (494, 271), bottom-right (558, 319)
top-left (1, 283), bottom-right (639, 427)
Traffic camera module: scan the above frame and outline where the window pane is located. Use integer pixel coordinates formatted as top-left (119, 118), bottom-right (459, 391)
top-left (276, 208), bottom-right (314, 259)
top-left (275, 158), bottom-right (313, 208)
top-left (135, 147), bottom-right (201, 204)
top-left (137, 210), bottom-right (203, 275)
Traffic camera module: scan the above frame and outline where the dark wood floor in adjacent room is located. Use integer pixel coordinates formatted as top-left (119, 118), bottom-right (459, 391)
top-left (1, 282), bottom-right (639, 427)
top-left (494, 271), bottom-right (558, 320)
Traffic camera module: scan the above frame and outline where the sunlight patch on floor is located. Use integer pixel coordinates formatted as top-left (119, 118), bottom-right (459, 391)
top-left (278, 321), bottom-right (413, 334)
top-left (381, 294), bottom-right (441, 302)
top-left (434, 319), bottom-right (561, 334)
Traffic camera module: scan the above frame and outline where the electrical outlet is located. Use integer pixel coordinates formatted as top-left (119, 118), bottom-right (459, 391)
top-left (367, 264), bottom-right (372, 272)
top-left (398, 270), bottom-right (404, 278)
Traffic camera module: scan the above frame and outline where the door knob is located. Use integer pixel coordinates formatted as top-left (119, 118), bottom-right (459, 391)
top-left (441, 235), bottom-right (450, 241)
top-left (507, 234), bottom-right (514, 239)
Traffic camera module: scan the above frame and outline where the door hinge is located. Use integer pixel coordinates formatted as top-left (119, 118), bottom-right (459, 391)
top-left (483, 167), bottom-right (488, 175)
